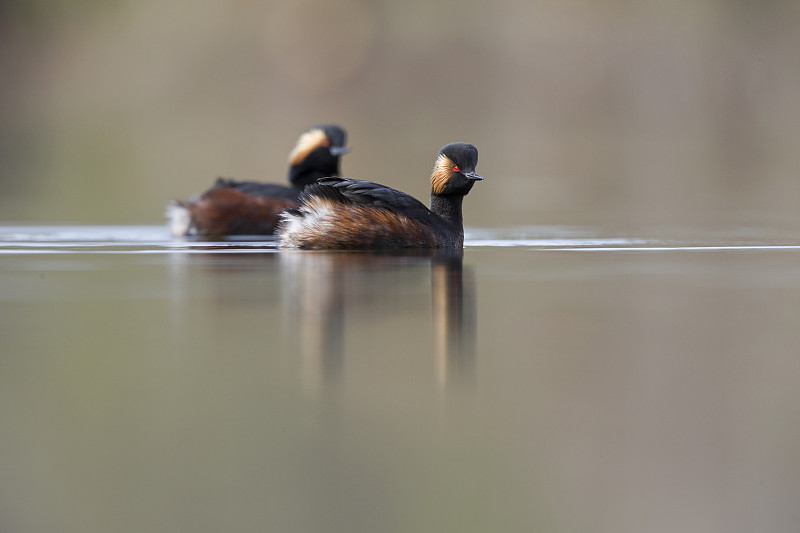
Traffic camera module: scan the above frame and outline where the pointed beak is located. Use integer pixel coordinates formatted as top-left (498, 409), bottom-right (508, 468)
top-left (329, 146), bottom-right (350, 156)
top-left (462, 170), bottom-right (483, 181)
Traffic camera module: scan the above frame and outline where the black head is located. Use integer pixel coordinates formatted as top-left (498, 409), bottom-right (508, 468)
top-left (288, 124), bottom-right (349, 188)
top-left (319, 124), bottom-right (348, 155)
top-left (430, 142), bottom-right (482, 197)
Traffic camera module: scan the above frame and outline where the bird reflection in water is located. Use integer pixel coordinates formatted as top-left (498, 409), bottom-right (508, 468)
top-left (279, 251), bottom-right (347, 391)
top-left (279, 249), bottom-right (476, 393)
top-left (431, 250), bottom-right (476, 386)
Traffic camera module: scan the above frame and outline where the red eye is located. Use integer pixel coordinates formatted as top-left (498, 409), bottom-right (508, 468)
top-left (323, 140), bottom-right (330, 147)
top-left (453, 166), bottom-right (460, 172)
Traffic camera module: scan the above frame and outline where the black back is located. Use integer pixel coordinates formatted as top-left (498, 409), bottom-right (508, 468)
top-left (301, 177), bottom-right (434, 220)
top-left (212, 178), bottom-right (300, 202)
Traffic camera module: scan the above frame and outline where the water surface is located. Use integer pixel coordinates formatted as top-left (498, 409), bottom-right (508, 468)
top-left (2, 225), bottom-right (800, 533)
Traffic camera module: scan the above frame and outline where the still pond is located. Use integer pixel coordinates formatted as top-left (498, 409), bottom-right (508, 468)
top-left (2, 224), bottom-right (800, 532)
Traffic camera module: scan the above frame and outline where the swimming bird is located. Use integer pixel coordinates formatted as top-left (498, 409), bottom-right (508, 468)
top-left (167, 124), bottom-right (349, 236)
top-left (278, 142), bottom-right (482, 248)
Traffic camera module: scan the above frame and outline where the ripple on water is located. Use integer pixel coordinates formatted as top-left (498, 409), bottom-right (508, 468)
top-left (0, 224), bottom-right (799, 254)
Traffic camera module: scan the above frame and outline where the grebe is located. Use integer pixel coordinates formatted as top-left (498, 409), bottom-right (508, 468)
top-left (278, 142), bottom-right (482, 248)
top-left (167, 124), bottom-right (348, 236)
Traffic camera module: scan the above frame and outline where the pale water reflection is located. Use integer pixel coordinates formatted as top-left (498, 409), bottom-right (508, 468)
top-left (2, 225), bottom-right (800, 533)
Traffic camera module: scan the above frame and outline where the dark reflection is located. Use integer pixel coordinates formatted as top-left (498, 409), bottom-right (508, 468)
top-left (279, 249), bottom-right (476, 392)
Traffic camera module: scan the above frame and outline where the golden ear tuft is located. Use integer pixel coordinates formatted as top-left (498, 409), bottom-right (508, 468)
top-left (288, 128), bottom-right (328, 166)
top-left (431, 153), bottom-right (454, 195)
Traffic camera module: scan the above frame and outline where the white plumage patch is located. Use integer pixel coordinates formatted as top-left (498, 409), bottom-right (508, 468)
top-left (166, 201), bottom-right (192, 237)
top-left (278, 196), bottom-right (338, 247)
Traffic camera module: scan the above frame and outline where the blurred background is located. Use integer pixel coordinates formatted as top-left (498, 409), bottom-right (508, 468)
top-left (2, 0), bottom-right (799, 230)
top-left (3, 4), bottom-right (800, 532)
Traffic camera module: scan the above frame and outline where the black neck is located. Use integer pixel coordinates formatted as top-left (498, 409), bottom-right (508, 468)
top-left (288, 159), bottom-right (340, 189)
top-left (430, 193), bottom-right (465, 242)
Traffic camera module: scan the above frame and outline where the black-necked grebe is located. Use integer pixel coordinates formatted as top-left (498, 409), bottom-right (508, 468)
top-left (278, 142), bottom-right (482, 248)
top-left (167, 124), bottom-right (349, 236)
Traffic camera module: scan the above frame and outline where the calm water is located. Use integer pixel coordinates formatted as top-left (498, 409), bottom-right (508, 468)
top-left (2, 224), bottom-right (800, 533)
